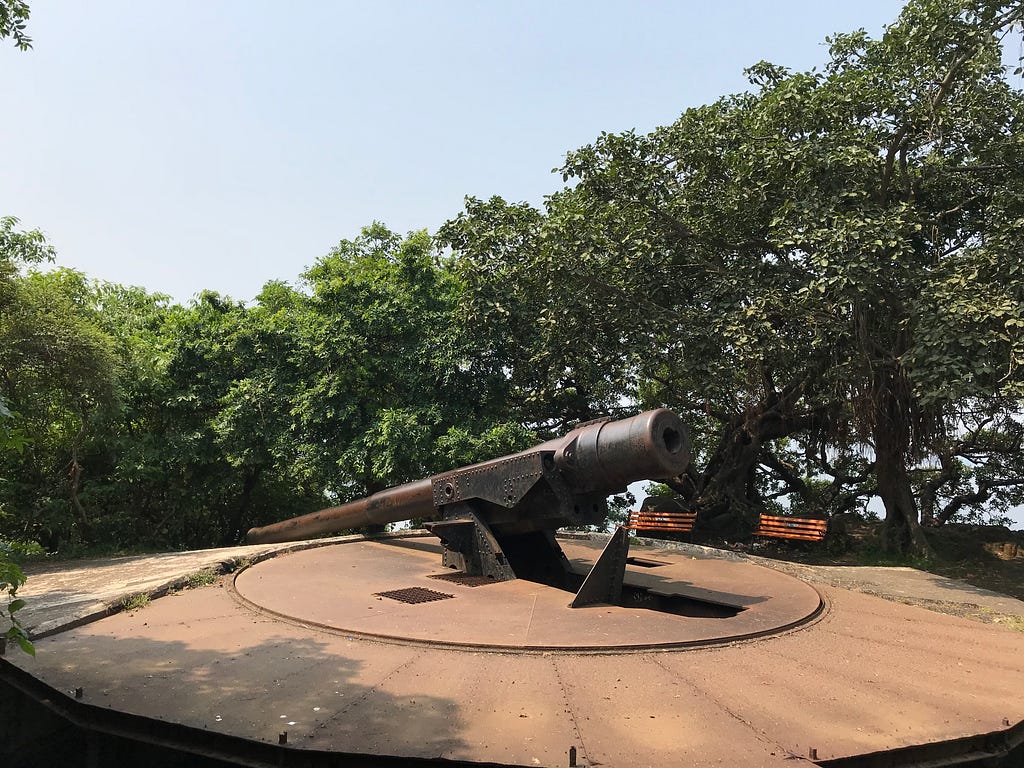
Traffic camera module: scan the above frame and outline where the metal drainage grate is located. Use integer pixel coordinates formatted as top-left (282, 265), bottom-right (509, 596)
top-left (374, 587), bottom-right (455, 604)
top-left (428, 572), bottom-right (500, 587)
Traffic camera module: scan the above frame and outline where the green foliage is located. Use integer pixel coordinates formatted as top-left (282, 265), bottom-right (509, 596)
top-left (435, 422), bottom-right (537, 469)
top-left (439, 197), bottom-right (638, 429)
top-left (0, 0), bottom-right (32, 50)
top-left (293, 223), bottom-right (532, 503)
top-left (0, 537), bottom-right (44, 561)
top-left (0, 532), bottom-right (33, 659)
top-left (0, 268), bottom-right (120, 552)
top-left (0, 216), bottom-right (53, 269)
top-left (184, 568), bottom-right (217, 588)
top-left (0, 222), bottom-right (536, 553)
top-left (120, 592), bottom-right (149, 611)
top-left (0, 543), bottom-right (33, 656)
top-left (0, 216), bottom-right (56, 655)
top-left (604, 492), bottom-right (636, 529)
top-left (0, 396), bottom-right (30, 457)
top-left (142, 289), bottom-right (315, 546)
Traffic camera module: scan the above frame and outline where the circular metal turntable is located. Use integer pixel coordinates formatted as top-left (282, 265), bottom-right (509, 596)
top-left (232, 536), bottom-right (824, 651)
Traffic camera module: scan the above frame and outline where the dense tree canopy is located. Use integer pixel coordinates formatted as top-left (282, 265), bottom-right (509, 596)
top-left (442, 0), bottom-right (1024, 552)
top-left (293, 224), bottom-right (530, 502)
top-left (0, 223), bottom-right (535, 553)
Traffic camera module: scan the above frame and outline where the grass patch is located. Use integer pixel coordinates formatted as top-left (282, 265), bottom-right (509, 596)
top-left (226, 556), bottom-right (254, 573)
top-left (184, 568), bottom-right (218, 588)
top-left (992, 614), bottom-right (1024, 632)
top-left (120, 592), bottom-right (150, 611)
top-left (847, 545), bottom-right (935, 570)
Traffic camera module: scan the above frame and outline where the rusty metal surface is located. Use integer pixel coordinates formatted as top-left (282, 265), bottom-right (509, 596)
top-left (427, 573), bottom-right (502, 587)
top-left (8, 536), bottom-right (1024, 767)
top-left (374, 587), bottom-right (455, 605)
top-left (231, 538), bottom-right (823, 651)
top-left (247, 410), bottom-right (696, 609)
top-left (568, 525), bottom-right (630, 608)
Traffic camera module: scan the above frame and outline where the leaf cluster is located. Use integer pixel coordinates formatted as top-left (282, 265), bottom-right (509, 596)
top-left (0, 1), bottom-right (32, 51)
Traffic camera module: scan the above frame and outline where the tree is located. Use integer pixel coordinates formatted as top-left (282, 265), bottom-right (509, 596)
top-left (114, 287), bottom-right (323, 548)
top-left (443, 0), bottom-right (1024, 553)
top-left (0, 0), bottom-right (32, 50)
top-left (438, 198), bottom-right (637, 432)
top-left (0, 216), bottom-right (50, 655)
top-left (0, 268), bottom-right (118, 550)
top-left (1, 395), bottom-right (33, 656)
top-left (1, 11), bottom-right (43, 655)
top-left (291, 223), bottom-right (534, 512)
top-left (0, 221), bottom-right (539, 552)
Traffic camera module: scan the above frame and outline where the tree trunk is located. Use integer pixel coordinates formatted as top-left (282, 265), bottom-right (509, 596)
top-left (221, 467), bottom-right (260, 546)
top-left (918, 453), bottom-right (958, 528)
top-left (874, 421), bottom-right (931, 556)
top-left (663, 413), bottom-right (758, 536)
top-left (68, 430), bottom-right (92, 538)
top-left (681, 392), bottom-right (827, 535)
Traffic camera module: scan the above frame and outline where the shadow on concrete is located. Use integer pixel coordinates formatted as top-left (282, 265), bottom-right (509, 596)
top-left (4, 615), bottom-right (477, 767)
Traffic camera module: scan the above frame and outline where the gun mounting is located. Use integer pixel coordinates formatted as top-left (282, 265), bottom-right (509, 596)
top-left (247, 409), bottom-right (691, 607)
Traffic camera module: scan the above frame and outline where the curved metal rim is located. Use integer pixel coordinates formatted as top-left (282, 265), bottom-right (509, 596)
top-left (227, 549), bottom-right (829, 656)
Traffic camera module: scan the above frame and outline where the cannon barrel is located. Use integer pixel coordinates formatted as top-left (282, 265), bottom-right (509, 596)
top-left (245, 478), bottom-right (435, 545)
top-left (246, 408), bottom-right (690, 545)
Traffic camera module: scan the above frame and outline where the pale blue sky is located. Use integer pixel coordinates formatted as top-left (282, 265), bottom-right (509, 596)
top-left (3, 1), bottom-right (906, 302)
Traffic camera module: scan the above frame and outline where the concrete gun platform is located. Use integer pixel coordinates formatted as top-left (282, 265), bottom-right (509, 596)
top-left (6, 532), bottom-right (1024, 767)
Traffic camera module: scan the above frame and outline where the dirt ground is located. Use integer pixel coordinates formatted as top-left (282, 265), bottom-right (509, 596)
top-left (737, 521), bottom-right (1024, 631)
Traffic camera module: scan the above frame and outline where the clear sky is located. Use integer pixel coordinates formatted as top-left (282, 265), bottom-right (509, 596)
top-left (2, 0), bottom-right (907, 302)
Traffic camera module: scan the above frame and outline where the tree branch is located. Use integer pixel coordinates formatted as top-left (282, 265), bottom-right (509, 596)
top-left (938, 477), bottom-right (1024, 524)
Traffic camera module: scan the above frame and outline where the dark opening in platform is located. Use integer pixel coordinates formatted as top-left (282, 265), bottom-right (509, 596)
top-left (617, 584), bottom-right (743, 618)
top-left (625, 556), bottom-right (671, 568)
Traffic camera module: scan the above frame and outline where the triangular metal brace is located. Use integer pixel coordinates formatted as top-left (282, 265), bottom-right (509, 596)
top-left (570, 525), bottom-right (630, 608)
top-left (424, 510), bottom-right (517, 582)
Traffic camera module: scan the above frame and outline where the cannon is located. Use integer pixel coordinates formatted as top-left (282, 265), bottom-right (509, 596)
top-left (247, 409), bottom-right (691, 606)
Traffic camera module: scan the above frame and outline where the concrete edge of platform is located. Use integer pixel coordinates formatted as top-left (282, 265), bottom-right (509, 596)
top-left (25, 530), bottom-right (434, 639)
